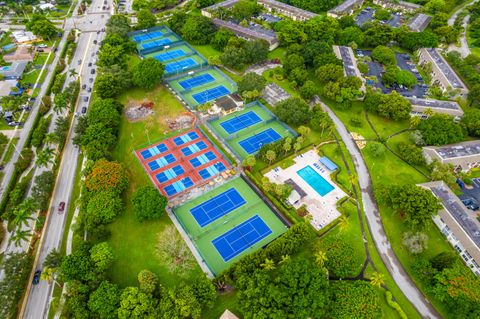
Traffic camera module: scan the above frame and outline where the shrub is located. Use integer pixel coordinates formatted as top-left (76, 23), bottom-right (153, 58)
top-left (385, 291), bottom-right (408, 319)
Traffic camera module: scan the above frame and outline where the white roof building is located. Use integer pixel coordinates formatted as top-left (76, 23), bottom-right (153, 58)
top-left (11, 31), bottom-right (37, 44)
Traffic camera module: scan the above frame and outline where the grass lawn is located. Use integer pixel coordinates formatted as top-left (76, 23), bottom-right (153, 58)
top-left (2, 138), bottom-right (18, 164)
top-left (108, 84), bottom-right (205, 288)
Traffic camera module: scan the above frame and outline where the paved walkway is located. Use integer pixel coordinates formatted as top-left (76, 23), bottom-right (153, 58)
top-left (316, 96), bottom-right (440, 319)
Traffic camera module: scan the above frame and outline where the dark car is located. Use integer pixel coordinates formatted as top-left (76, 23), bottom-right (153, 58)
top-left (87, 87), bottom-right (92, 92)
top-left (84, 96), bottom-right (89, 102)
top-left (82, 106), bottom-right (87, 114)
top-left (82, 84), bottom-right (86, 89)
top-left (33, 270), bottom-right (41, 285)
top-left (88, 62), bottom-right (92, 67)
top-left (93, 40), bottom-right (97, 45)
top-left (58, 201), bottom-right (65, 213)
top-left (90, 69), bottom-right (95, 74)
top-left (89, 78), bottom-right (93, 83)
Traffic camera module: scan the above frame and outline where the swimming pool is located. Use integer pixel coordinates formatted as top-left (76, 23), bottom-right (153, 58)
top-left (297, 165), bottom-right (334, 196)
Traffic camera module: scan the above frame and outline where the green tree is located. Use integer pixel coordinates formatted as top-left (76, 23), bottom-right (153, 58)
top-left (370, 272), bottom-right (385, 287)
top-left (398, 143), bottom-right (425, 165)
top-left (96, 73), bottom-right (124, 99)
top-left (180, 15), bottom-right (216, 45)
top-left (36, 147), bottom-right (55, 168)
top-left (106, 15), bottom-right (131, 38)
top-left (284, 53), bottom-right (305, 75)
top-left (237, 257), bottom-right (329, 318)
top-left (396, 70), bottom-right (417, 88)
top-left (0, 253), bottom-right (33, 318)
top-left (299, 80), bottom-right (317, 100)
top-left (131, 186), bottom-right (167, 222)
top-left (53, 92), bottom-right (69, 114)
top-left (211, 28), bottom-right (234, 51)
top-left (275, 97), bottom-right (310, 126)
top-left (242, 155), bottom-right (256, 170)
top-left (26, 15), bottom-right (58, 39)
top-left (88, 281), bottom-right (121, 319)
top-left (12, 198), bottom-right (36, 227)
top-left (44, 249), bottom-right (62, 269)
top-left (90, 242), bottom-right (114, 271)
top-left (136, 9), bottom-right (156, 30)
top-left (98, 43), bottom-right (127, 68)
top-left (138, 269), bottom-right (158, 294)
top-left (85, 191), bottom-right (123, 230)
top-left (461, 108), bottom-right (480, 137)
top-left (11, 229), bottom-right (31, 247)
top-left (132, 58), bottom-right (164, 90)
top-left (330, 281), bottom-right (382, 319)
top-left (376, 91), bottom-right (412, 120)
top-left (316, 63), bottom-right (344, 84)
top-left (418, 114), bottom-right (465, 145)
top-left (265, 150), bottom-right (276, 165)
top-left (237, 72), bottom-right (266, 94)
top-left (118, 287), bottom-right (157, 319)
top-left (315, 249), bottom-right (328, 267)
top-left (231, 0), bottom-right (261, 20)
top-left (387, 184), bottom-right (440, 229)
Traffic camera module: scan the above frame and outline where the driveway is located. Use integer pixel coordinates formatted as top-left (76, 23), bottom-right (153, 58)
top-left (316, 96), bottom-right (441, 319)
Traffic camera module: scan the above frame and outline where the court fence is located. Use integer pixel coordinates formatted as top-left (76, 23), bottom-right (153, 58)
top-left (205, 100), bottom-right (298, 157)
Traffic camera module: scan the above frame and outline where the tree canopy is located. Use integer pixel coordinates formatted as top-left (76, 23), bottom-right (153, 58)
top-left (275, 97), bottom-right (310, 126)
top-left (132, 186), bottom-right (167, 222)
top-left (418, 114), bottom-right (465, 145)
top-left (132, 58), bottom-right (165, 90)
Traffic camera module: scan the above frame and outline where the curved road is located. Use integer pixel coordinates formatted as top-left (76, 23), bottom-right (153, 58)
top-left (317, 98), bottom-right (440, 319)
top-left (447, 0), bottom-right (479, 58)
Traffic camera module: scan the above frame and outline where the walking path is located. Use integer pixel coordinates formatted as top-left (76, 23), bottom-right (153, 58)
top-left (316, 96), bottom-right (440, 319)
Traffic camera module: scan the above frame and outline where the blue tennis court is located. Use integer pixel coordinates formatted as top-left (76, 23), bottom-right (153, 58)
top-left (179, 74), bottom-right (215, 90)
top-left (140, 143), bottom-right (168, 159)
top-left (155, 165), bottom-right (184, 183)
top-left (192, 85), bottom-right (230, 104)
top-left (238, 128), bottom-right (282, 154)
top-left (181, 141), bottom-right (208, 156)
top-left (220, 111), bottom-right (262, 134)
top-left (142, 38), bottom-right (172, 50)
top-left (133, 31), bottom-right (163, 42)
top-left (165, 58), bottom-right (197, 74)
top-left (189, 151), bottom-right (216, 168)
top-left (153, 49), bottom-right (186, 62)
top-left (164, 177), bottom-right (194, 196)
top-left (212, 215), bottom-right (272, 262)
top-left (173, 131), bottom-right (199, 146)
top-left (190, 188), bottom-right (246, 227)
top-left (148, 154), bottom-right (176, 171)
top-left (198, 162), bottom-right (226, 180)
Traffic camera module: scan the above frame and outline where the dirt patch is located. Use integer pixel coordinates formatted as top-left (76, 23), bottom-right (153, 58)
top-left (351, 132), bottom-right (366, 149)
top-left (125, 100), bottom-right (155, 122)
top-left (165, 112), bottom-right (196, 131)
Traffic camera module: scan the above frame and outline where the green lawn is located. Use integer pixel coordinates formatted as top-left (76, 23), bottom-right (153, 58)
top-left (2, 138), bottom-right (19, 164)
top-left (108, 84), bottom-right (205, 288)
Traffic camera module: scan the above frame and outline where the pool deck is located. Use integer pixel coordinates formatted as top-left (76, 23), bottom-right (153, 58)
top-left (265, 150), bottom-right (345, 230)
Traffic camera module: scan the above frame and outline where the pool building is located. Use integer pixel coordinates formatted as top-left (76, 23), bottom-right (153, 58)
top-left (265, 150), bottom-right (346, 229)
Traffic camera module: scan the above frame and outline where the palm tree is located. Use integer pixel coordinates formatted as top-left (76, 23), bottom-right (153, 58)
top-left (13, 205), bottom-right (33, 227)
top-left (298, 125), bottom-right (311, 137)
top-left (283, 140), bottom-right (291, 155)
top-left (315, 250), bottom-right (328, 268)
top-left (36, 148), bottom-right (55, 168)
top-left (279, 255), bottom-right (290, 265)
top-left (349, 173), bottom-right (358, 188)
top-left (69, 68), bottom-right (77, 78)
top-left (423, 107), bottom-right (434, 117)
top-left (11, 229), bottom-right (31, 247)
top-left (320, 116), bottom-right (333, 136)
top-left (338, 215), bottom-right (349, 233)
top-left (242, 155), bottom-right (256, 170)
top-left (44, 132), bottom-right (59, 146)
top-left (293, 142), bottom-right (302, 154)
top-left (265, 150), bottom-right (276, 165)
top-left (370, 272), bottom-right (385, 287)
top-left (409, 116), bottom-right (421, 128)
top-left (41, 267), bottom-right (60, 287)
top-left (260, 258), bottom-right (276, 270)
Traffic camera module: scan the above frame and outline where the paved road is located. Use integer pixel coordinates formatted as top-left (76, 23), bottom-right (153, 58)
top-left (317, 97), bottom-right (441, 319)
top-left (447, 0), bottom-right (478, 57)
top-left (20, 0), bottom-right (109, 317)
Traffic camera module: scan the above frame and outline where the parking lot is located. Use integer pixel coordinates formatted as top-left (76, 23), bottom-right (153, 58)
top-left (355, 7), bottom-right (375, 26)
top-left (459, 178), bottom-right (480, 211)
top-left (387, 12), bottom-right (404, 28)
top-left (360, 50), bottom-right (428, 98)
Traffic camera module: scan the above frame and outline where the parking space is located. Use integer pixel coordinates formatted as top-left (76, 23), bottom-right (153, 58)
top-left (355, 7), bottom-right (375, 26)
top-left (360, 50), bottom-right (428, 98)
top-left (387, 12), bottom-right (404, 28)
